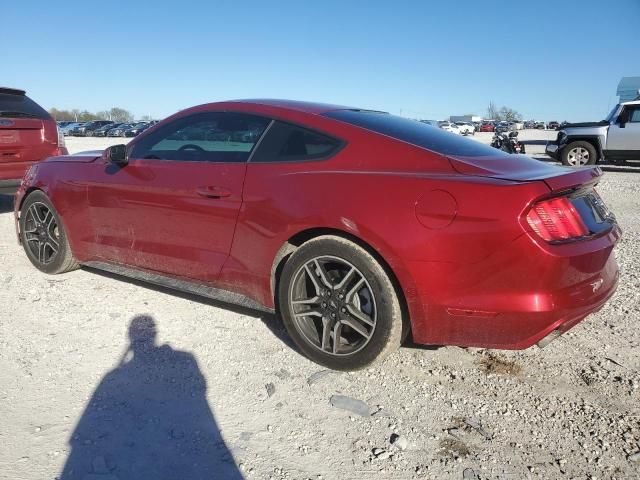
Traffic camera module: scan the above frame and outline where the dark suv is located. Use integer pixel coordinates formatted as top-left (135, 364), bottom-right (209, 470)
top-left (69, 120), bottom-right (114, 137)
top-left (0, 88), bottom-right (67, 193)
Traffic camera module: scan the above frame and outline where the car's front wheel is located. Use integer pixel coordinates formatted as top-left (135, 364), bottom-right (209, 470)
top-left (278, 236), bottom-right (404, 371)
top-left (561, 141), bottom-right (597, 166)
top-left (19, 191), bottom-right (79, 274)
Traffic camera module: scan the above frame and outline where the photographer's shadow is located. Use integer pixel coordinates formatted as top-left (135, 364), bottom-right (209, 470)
top-left (59, 315), bottom-right (243, 480)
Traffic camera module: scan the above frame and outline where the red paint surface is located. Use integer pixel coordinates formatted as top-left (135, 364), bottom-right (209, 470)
top-left (14, 100), bottom-right (621, 349)
top-left (0, 116), bottom-right (66, 182)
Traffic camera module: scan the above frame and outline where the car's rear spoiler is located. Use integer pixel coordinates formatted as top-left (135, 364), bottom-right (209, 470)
top-left (448, 154), bottom-right (603, 192)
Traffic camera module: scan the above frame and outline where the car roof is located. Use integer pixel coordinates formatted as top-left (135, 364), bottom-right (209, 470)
top-left (621, 99), bottom-right (640, 106)
top-left (224, 99), bottom-right (358, 115)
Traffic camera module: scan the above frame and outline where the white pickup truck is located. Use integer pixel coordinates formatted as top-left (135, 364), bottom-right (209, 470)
top-left (546, 100), bottom-right (640, 166)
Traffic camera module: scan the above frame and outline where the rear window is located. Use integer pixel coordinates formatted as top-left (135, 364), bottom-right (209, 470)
top-left (251, 121), bottom-right (342, 162)
top-left (324, 110), bottom-right (507, 157)
top-left (0, 93), bottom-right (50, 119)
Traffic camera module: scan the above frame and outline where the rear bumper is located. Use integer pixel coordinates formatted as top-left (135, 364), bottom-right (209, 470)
top-left (545, 141), bottom-right (560, 160)
top-left (408, 226), bottom-right (621, 349)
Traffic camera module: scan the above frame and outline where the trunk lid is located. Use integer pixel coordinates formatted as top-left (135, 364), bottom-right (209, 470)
top-left (448, 154), bottom-right (602, 192)
top-left (0, 117), bottom-right (51, 162)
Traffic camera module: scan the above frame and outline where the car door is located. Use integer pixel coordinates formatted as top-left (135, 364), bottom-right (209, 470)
top-left (87, 111), bottom-right (271, 282)
top-left (606, 105), bottom-right (640, 159)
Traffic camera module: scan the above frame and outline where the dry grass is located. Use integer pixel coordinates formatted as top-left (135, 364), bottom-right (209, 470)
top-left (477, 352), bottom-right (522, 376)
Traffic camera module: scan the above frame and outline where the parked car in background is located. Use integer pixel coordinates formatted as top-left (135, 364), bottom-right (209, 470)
top-left (495, 121), bottom-right (514, 133)
top-left (546, 100), bottom-right (640, 166)
top-left (124, 122), bottom-right (153, 137)
top-left (107, 124), bottom-right (134, 137)
top-left (0, 87), bottom-right (67, 193)
top-left (512, 121), bottom-right (524, 130)
top-left (93, 123), bottom-right (123, 137)
top-left (524, 121), bottom-right (536, 129)
top-left (69, 120), bottom-right (114, 137)
top-left (479, 122), bottom-right (495, 132)
top-left (455, 122), bottom-right (475, 135)
top-left (547, 121), bottom-right (561, 130)
top-left (535, 121), bottom-right (546, 129)
top-left (14, 99), bottom-right (621, 370)
top-left (61, 122), bottom-right (86, 136)
top-left (56, 121), bottom-right (74, 128)
top-left (438, 121), bottom-right (461, 134)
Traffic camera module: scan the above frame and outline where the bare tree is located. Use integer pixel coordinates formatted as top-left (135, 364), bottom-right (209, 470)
top-left (499, 107), bottom-right (523, 122)
top-left (486, 101), bottom-right (500, 120)
top-left (48, 106), bottom-right (134, 122)
top-left (109, 107), bottom-right (133, 123)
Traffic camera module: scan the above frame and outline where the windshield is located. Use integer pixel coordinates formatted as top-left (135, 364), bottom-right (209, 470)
top-left (604, 104), bottom-right (620, 122)
top-left (325, 109), bottom-right (508, 157)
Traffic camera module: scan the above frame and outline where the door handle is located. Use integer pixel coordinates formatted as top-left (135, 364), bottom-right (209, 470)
top-left (196, 186), bottom-right (232, 198)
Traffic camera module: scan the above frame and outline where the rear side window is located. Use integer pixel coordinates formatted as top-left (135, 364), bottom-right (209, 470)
top-left (251, 121), bottom-right (342, 162)
top-left (324, 110), bottom-right (508, 157)
top-left (0, 93), bottom-right (50, 119)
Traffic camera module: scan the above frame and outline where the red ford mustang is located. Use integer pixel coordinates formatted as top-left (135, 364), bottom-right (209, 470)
top-left (14, 100), bottom-right (621, 370)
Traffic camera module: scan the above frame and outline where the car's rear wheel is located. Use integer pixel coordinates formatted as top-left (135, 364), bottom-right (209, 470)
top-left (562, 141), bottom-right (597, 166)
top-left (19, 191), bottom-right (79, 274)
top-left (278, 236), bottom-right (403, 371)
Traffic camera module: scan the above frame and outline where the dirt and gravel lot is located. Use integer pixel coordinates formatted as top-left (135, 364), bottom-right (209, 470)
top-left (0, 134), bottom-right (639, 480)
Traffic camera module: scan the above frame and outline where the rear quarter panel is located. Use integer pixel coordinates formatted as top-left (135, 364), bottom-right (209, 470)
top-left (221, 134), bottom-right (551, 324)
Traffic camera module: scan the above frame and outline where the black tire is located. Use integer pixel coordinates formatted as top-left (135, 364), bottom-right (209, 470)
top-left (19, 190), bottom-right (79, 274)
top-left (561, 141), bottom-right (597, 166)
top-left (278, 235), bottom-right (404, 371)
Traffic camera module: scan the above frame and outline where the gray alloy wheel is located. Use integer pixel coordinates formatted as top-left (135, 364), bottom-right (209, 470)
top-left (561, 141), bottom-right (597, 167)
top-left (23, 201), bottom-right (61, 265)
top-left (566, 146), bottom-right (591, 166)
top-left (288, 256), bottom-right (377, 356)
top-left (278, 235), bottom-right (404, 370)
top-left (20, 191), bottom-right (79, 274)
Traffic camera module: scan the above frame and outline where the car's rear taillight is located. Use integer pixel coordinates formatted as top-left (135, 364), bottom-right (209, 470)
top-left (526, 196), bottom-right (588, 242)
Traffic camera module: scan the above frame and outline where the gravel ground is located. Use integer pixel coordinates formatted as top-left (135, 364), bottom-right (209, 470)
top-left (0, 133), bottom-right (639, 480)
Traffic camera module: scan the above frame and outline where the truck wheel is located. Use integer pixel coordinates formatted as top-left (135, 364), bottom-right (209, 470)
top-left (561, 141), bottom-right (597, 166)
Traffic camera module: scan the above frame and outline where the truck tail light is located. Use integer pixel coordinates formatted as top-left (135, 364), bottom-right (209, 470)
top-left (526, 196), bottom-right (588, 242)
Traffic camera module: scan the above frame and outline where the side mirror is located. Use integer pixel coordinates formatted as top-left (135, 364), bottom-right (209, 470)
top-left (509, 131), bottom-right (518, 138)
top-left (105, 144), bottom-right (128, 165)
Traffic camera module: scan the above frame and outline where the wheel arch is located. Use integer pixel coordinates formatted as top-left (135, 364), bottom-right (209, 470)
top-left (18, 186), bottom-right (46, 210)
top-left (270, 227), bottom-right (413, 340)
top-left (562, 135), bottom-right (604, 161)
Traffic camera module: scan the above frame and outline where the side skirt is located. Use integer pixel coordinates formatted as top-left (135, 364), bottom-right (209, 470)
top-left (603, 150), bottom-right (640, 160)
top-left (82, 261), bottom-right (275, 314)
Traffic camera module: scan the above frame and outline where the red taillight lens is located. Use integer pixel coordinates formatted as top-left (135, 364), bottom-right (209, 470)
top-left (526, 197), bottom-right (588, 242)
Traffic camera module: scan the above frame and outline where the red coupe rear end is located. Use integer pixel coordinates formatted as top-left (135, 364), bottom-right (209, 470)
top-left (0, 88), bottom-right (67, 192)
top-left (411, 154), bottom-right (621, 349)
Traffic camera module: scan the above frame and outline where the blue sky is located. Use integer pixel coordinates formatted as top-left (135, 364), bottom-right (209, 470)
top-left (4, 0), bottom-right (639, 121)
